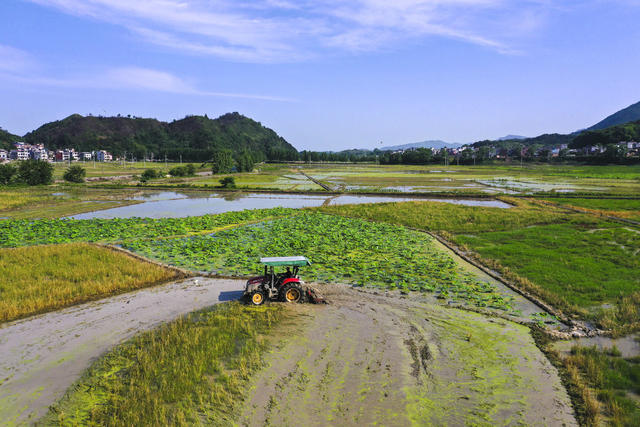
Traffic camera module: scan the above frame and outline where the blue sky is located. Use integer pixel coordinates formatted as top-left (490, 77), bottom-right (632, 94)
top-left (1, 0), bottom-right (639, 151)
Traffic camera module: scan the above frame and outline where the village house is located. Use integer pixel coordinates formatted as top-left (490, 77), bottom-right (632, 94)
top-left (30, 144), bottom-right (48, 161)
top-left (10, 142), bottom-right (30, 160)
top-left (95, 150), bottom-right (113, 162)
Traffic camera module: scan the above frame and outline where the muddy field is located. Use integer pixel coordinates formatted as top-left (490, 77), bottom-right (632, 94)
top-left (240, 284), bottom-right (577, 426)
top-left (1, 277), bottom-right (578, 425)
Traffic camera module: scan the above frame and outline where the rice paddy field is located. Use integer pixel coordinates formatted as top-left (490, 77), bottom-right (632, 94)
top-left (0, 243), bottom-right (179, 322)
top-left (51, 160), bottom-right (189, 179)
top-left (2, 162), bottom-right (640, 425)
top-left (0, 187), bottom-right (143, 219)
top-left (297, 163), bottom-right (640, 196)
top-left (319, 199), bottom-right (640, 331)
top-left (66, 162), bottom-right (640, 197)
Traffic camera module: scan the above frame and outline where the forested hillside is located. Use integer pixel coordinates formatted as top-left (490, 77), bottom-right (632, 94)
top-left (587, 101), bottom-right (640, 131)
top-left (23, 112), bottom-right (298, 161)
top-left (0, 128), bottom-right (20, 151)
top-left (571, 120), bottom-right (640, 148)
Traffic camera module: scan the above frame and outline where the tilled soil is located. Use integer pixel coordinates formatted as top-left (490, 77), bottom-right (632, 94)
top-left (239, 284), bottom-right (577, 426)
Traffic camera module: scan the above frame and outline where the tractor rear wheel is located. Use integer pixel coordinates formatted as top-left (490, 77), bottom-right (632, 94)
top-left (281, 283), bottom-right (304, 303)
top-left (250, 290), bottom-right (266, 305)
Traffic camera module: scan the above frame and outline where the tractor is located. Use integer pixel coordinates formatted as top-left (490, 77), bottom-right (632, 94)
top-left (243, 256), bottom-right (323, 305)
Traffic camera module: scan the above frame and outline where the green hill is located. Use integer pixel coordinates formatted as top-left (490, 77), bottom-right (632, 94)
top-left (0, 127), bottom-right (20, 151)
top-left (571, 120), bottom-right (640, 149)
top-left (587, 100), bottom-right (640, 131)
top-left (23, 113), bottom-right (298, 161)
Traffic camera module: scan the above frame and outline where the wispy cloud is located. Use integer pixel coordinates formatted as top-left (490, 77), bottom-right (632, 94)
top-left (0, 62), bottom-right (294, 101)
top-left (26, 0), bottom-right (556, 61)
top-left (0, 44), bottom-right (36, 72)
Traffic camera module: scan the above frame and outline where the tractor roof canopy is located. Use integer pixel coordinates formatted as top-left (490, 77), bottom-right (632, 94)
top-left (260, 256), bottom-right (311, 267)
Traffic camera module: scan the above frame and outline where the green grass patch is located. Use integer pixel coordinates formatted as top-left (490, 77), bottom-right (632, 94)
top-left (124, 213), bottom-right (514, 311)
top-left (453, 224), bottom-right (640, 314)
top-left (0, 243), bottom-right (178, 322)
top-left (44, 302), bottom-right (290, 426)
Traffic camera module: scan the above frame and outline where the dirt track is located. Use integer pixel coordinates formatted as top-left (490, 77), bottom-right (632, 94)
top-left (0, 277), bottom-right (245, 425)
top-left (240, 284), bottom-right (577, 426)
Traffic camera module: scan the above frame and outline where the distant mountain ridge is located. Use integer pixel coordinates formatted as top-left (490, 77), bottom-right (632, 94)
top-left (496, 135), bottom-right (527, 141)
top-left (587, 100), bottom-right (640, 131)
top-left (21, 112), bottom-right (298, 161)
top-left (380, 140), bottom-right (463, 151)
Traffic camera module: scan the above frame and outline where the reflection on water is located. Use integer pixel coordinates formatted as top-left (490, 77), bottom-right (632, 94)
top-left (69, 191), bottom-right (512, 219)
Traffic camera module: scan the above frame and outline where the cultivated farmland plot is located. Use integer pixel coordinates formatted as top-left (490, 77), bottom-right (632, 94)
top-left (123, 212), bottom-right (517, 312)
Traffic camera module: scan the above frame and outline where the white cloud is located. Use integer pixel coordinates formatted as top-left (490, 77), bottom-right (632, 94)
top-left (0, 44), bottom-right (36, 72)
top-left (0, 64), bottom-right (294, 101)
top-left (104, 67), bottom-right (195, 93)
top-left (26, 0), bottom-right (555, 61)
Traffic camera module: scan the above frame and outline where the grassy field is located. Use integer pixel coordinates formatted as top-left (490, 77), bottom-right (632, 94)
top-left (0, 243), bottom-right (179, 322)
top-left (44, 302), bottom-right (292, 426)
top-left (318, 197), bottom-right (572, 233)
top-left (454, 224), bottom-right (640, 312)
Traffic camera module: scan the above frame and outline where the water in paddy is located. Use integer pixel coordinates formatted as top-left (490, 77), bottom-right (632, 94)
top-left (69, 191), bottom-right (512, 219)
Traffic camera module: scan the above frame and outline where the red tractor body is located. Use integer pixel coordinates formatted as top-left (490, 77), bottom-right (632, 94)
top-left (244, 256), bottom-right (321, 305)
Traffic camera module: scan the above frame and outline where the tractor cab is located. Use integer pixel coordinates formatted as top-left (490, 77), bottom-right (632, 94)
top-left (244, 256), bottom-right (312, 305)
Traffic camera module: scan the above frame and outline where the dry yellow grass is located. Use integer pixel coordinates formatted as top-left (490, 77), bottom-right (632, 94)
top-left (0, 243), bottom-right (180, 322)
top-left (0, 190), bottom-right (46, 210)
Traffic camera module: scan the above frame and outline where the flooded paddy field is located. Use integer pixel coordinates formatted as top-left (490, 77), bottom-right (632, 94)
top-left (297, 163), bottom-right (640, 196)
top-left (69, 190), bottom-right (512, 219)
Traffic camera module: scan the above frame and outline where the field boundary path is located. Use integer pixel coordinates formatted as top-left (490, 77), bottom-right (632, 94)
top-left (298, 170), bottom-right (334, 191)
top-left (0, 277), bottom-right (245, 425)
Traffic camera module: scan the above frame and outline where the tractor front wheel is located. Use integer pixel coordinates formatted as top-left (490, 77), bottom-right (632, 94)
top-left (250, 290), bottom-right (266, 305)
top-left (281, 283), bottom-right (304, 303)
